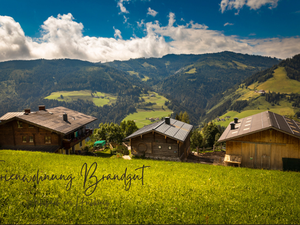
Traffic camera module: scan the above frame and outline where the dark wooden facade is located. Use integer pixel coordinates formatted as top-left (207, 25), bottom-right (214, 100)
top-left (0, 120), bottom-right (61, 148)
top-left (130, 131), bottom-right (191, 161)
top-left (225, 128), bottom-right (300, 170)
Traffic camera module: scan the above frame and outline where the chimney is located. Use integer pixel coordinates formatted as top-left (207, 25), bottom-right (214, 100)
top-left (234, 117), bottom-right (238, 123)
top-left (24, 108), bottom-right (31, 115)
top-left (165, 117), bottom-right (170, 125)
top-left (230, 122), bottom-right (235, 130)
top-left (63, 113), bottom-right (68, 122)
top-left (39, 105), bottom-right (46, 111)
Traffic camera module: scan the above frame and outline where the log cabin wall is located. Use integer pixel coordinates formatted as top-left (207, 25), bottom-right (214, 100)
top-left (0, 120), bottom-right (60, 147)
top-left (226, 129), bottom-right (300, 170)
top-left (131, 132), bottom-right (179, 158)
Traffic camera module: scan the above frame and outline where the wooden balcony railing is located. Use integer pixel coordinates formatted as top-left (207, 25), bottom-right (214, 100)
top-left (62, 129), bottom-right (93, 149)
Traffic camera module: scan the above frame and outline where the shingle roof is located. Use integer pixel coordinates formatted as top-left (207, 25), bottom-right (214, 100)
top-left (0, 106), bottom-right (97, 135)
top-left (0, 112), bottom-right (24, 120)
top-left (124, 118), bottom-right (193, 142)
top-left (218, 111), bottom-right (300, 142)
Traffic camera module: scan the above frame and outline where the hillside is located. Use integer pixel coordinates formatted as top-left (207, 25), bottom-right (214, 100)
top-left (106, 52), bottom-right (279, 124)
top-left (0, 52), bottom-right (279, 128)
top-left (0, 59), bottom-right (146, 127)
top-left (204, 54), bottom-right (300, 127)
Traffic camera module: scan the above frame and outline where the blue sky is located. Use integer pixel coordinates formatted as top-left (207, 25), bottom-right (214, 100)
top-left (0, 0), bottom-right (299, 62)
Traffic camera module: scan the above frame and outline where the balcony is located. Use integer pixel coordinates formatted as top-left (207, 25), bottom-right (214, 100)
top-left (62, 129), bottom-right (93, 149)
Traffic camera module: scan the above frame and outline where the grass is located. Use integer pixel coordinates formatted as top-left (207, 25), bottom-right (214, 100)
top-left (256, 67), bottom-right (300, 94)
top-left (44, 90), bottom-right (117, 107)
top-left (123, 91), bottom-right (172, 128)
top-left (127, 71), bottom-right (150, 81)
top-left (214, 98), bottom-right (295, 127)
top-left (1, 150), bottom-right (300, 224)
top-left (185, 68), bottom-right (196, 74)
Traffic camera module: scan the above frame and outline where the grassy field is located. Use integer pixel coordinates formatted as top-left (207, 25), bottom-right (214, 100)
top-left (214, 99), bottom-right (295, 127)
top-left (256, 67), bottom-right (300, 94)
top-left (123, 91), bottom-right (172, 128)
top-left (44, 90), bottom-right (117, 107)
top-left (1, 150), bottom-right (300, 224)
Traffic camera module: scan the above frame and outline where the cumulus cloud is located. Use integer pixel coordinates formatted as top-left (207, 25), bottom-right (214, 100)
top-left (147, 7), bottom-right (158, 17)
top-left (0, 13), bottom-right (299, 63)
top-left (224, 22), bottom-right (234, 26)
top-left (220, 0), bottom-right (279, 13)
top-left (117, 0), bottom-right (130, 14)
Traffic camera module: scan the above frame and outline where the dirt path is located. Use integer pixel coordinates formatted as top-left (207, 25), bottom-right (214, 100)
top-left (187, 151), bottom-right (226, 165)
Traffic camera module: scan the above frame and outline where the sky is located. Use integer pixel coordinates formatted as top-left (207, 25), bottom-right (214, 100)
top-left (0, 0), bottom-right (299, 62)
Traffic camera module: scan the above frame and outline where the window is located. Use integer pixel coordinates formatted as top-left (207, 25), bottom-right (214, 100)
top-left (22, 136), bottom-right (27, 143)
top-left (29, 136), bottom-right (34, 143)
top-left (45, 136), bottom-right (51, 144)
top-left (17, 121), bottom-right (23, 128)
top-left (28, 124), bottom-right (34, 128)
top-left (80, 141), bottom-right (82, 147)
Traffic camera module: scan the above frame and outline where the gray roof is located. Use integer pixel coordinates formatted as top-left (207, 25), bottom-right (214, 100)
top-left (218, 111), bottom-right (300, 142)
top-left (0, 106), bottom-right (97, 135)
top-left (124, 118), bottom-right (193, 142)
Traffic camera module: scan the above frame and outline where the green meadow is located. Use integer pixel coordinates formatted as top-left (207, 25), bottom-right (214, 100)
top-left (44, 90), bottom-right (117, 107)
top-left (255, 67), bottom-right (300, 94)
top-left (123, 91), bottom-right (172, 128)
top-left (1, 150), bottom-right (300, 224)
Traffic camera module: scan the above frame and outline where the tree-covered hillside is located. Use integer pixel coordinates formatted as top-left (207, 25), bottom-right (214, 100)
top-left (203, 53), bottom-right (300, 126)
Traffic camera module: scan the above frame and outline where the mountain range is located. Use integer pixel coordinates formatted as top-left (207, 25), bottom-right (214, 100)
top-left (0, 51), bottom-right (288, 128)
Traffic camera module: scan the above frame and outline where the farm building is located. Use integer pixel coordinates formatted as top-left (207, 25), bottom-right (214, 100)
top-left (124, 117), bottom-right (193, 161)
top-left (218, 111), bottom-right (300, 171)
top-left (0, 105), bottom-right (97, 154)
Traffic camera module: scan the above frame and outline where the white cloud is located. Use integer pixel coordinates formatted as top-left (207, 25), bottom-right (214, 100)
top-left (220, 0), bottom-right (279, 13)
top-left (224, 22), bottom-right (234, 26)
top-left (117, 0), bottom-right (129, 14)
top-left (147, 7), bottom-right (158, 17)
top-left (0, 13), bottom-right (299, 63)
top-left (113, 27), bottom-right (122, 39)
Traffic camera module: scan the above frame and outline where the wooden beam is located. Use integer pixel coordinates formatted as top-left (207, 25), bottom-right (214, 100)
top-left (229, 140), bottom-right (286, 146)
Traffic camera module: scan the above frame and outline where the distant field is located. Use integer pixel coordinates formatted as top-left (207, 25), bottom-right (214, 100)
top-left (256, 67), bottom-right (300, 93)
top-left (123, 111), bottom-right (172, 127)
top-left (45, 90), bottom-right (117, 107)
top-left (123, 91), bottom-right (172, 128)
top-left (214, 100), bottom-right (295, 127)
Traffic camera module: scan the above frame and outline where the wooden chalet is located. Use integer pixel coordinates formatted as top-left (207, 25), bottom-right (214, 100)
top-left (124, 117), bottom-right (193, 161)
top-left (219, 111), bottom-right (300, 171)
top-left (0, 105), bottom-right (97, 154)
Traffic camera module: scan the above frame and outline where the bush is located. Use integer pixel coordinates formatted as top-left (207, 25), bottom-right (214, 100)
top-left (116, 145), bottom-right (129, 155)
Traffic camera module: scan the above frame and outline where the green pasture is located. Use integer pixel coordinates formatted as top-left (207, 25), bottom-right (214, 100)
top-left (123, 110), bottom-right (172, 128)
top-left (123, 91), bottom-right (172, 128)
top-left (256, 67), bottom-right (300, 94)
top-left (44, 90), bottom-right (117, 107)
top-left (1, 150), bottom-right (300, 224)
top-left (214, 100), bottom-right (295, 127)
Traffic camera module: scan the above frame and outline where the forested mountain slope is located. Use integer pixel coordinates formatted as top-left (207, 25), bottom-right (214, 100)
top-left (0, 59), bottom-right (144, 127)
top-left (203, 53), bottom-right (300, 126)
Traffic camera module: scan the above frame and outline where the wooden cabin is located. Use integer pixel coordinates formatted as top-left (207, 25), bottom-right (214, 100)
top-left (124, 118), bottom-right (193, 161)
top-left (218, 111), bottom-right (300, 171)
top-left (0, 105), bottom-right (97, 154)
